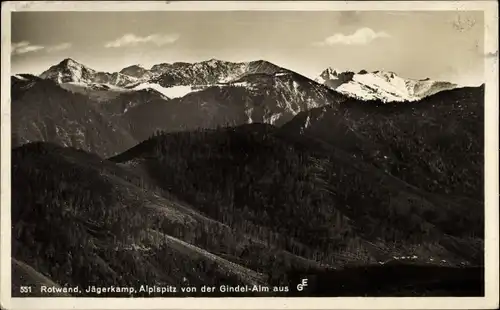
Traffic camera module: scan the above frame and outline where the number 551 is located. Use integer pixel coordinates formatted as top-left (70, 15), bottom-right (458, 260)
top-left (20, 286), bottom-right (32, 294)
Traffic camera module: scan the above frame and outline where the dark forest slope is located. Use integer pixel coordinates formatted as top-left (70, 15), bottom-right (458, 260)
top-left (282, 86), bottom-right (484, 199)
top-left (110, 124), bottom-right (483, 268)
top-left (11, 78), bottom-right (137, 158)
top-left (11, 143), bottom-right (274, 297)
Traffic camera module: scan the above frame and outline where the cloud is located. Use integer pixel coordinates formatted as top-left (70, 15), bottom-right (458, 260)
top-left (11, 41), bottom-right (44, 55)
top-left (314, 28), bottom-right (391, 46)
top-left (47, 42), bottom-right (72, 52)
top-left (12, 41), bottom-right (73, 55)
top-left (105, 33), bottom-right (180, 48)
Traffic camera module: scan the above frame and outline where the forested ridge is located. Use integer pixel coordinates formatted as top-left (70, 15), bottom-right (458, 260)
top-left (110, 122), bottom-right (483, 267)
top-left (283, 85), bottom-right (484, 199)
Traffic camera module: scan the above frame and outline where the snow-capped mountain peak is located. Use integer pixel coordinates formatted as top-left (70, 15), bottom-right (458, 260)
top-left (315, 67), bottom-right (353, 84)
top-left (40, 58), bottom-right (138, 88)
top-left (320, 67), bottom-right (341, 79)
top-left (373, 70), bottom-right (395, 78)
top-left (40, 58), bottom-right (97, 84)
top-left (59, 58), bottom-right (83, 67)
top-left (204, 58), bottom-right (222, 65)
top-left (316, 68), bottom-right (458, 102)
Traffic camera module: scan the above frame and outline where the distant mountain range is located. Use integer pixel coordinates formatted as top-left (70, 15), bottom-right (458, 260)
top-left (12, 58), bottom-right (465, 152)
top-left (37, 58), bottom-right (300, 100)
top-left (10, 57), bottom-right (484, 297)
top-left (13, 58), bottom-right (348, 152)
top-left (315, 68), bottom-right (457, 102)
top-left (35, 58), bottom-right (460, 103)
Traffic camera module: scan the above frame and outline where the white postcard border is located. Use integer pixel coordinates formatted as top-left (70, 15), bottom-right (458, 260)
top-left (1, 1), bottom-right (498, 309)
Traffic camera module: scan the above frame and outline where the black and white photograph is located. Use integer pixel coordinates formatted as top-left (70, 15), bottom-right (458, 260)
top-left (1, 1), bottom-right (498, 309)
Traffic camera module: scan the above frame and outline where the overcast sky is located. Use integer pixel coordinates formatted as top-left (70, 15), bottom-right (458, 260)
top-left (11, 10), bottom-right (485, 85)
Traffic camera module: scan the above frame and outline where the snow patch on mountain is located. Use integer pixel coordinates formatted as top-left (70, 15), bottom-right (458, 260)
top-left (304, 115), bottom-right (311, 129)
top-left (264, 112), bottom-right (283, 125)
top-left (12, 74), bottom-right (38, 92)
top-left (292, 81), bottom-right (300, 94)
top-left (244, 101), bottom-right (254, 124)
top-left (218, 70), bottom-right (248, 83)
top-left (132, 83), bottom-right (201, 99)
top-left (58, 82), bottom-right (128, 102)
top-left (230, 81), bottom-right (259, 91)
top-left (14, 75), bottom-right (28, 81)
